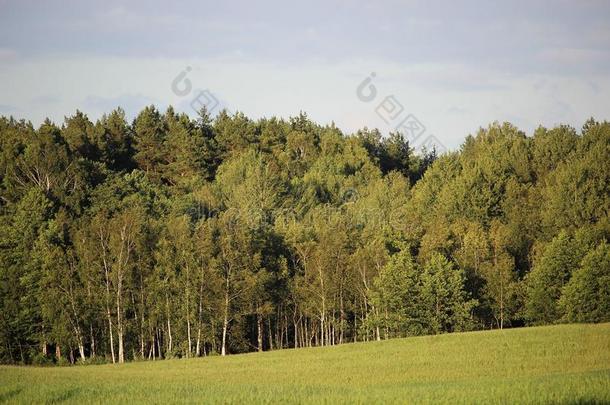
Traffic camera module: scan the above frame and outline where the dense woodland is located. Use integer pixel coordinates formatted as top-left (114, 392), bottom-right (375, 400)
top-left (0, 107), bottom-right (608, 365)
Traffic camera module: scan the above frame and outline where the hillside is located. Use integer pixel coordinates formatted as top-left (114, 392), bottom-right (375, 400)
top-left (1, 323), bottom-right (608, 404)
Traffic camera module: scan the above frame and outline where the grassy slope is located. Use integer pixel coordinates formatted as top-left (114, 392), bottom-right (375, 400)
top-left (0, 323), bottom-right (609, 404)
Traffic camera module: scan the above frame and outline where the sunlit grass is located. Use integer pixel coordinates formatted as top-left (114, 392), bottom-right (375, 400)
top-left (1, 323), bottom-right (609, 404)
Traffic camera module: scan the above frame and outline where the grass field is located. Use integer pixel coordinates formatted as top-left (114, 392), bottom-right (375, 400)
top-left (0, 323), bottom-right (609, 404)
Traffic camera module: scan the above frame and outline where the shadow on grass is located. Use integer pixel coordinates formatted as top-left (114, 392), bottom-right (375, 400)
top-left (568, 398), bottom-right (608, 405)
top-left (45, 387), bottom-right (80, 404)
top-left (0, 388), bottom-right (22, 402)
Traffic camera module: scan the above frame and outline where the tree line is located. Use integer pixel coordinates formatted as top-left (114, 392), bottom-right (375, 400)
top-left (0, 107), bottom-right (608, 365)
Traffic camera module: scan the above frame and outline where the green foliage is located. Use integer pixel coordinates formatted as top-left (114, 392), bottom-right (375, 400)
top-left (62, 110), bottom-right (95, 159)
top-left (559, 242), bottom-right (610, 323)
top-left (0, 108), bottom-right (608, 364)
top-left (370, 251), bottom-right (476, 337)
top-left (420, 253), bottom-right (476, 333)
top-left (133, 106), bottom-right (166, 180)
top-left (524, 231), bottom-right (586, 324)
top-left (541, 122), bottom-right (610, 232)
top-left (370, 248), bottom-right (421, 337)
top-left (93, 108), bottom-right (133, 171)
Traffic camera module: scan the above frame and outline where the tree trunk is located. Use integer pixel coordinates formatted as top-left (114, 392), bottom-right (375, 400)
top-left (221, 262), bottom-right (231, 357)
top-left (196, 326), bottom-right (202, 357)
top-left (104, 277), bottom-right (115, 363)
top-left (156, 328), bottom-right (162, 359)
top-left (68, 286), bottom-right (86, 362)
top-left (319, 264), bottom-right (326, 347)
top-left (211, 320), bottom-right (217, 354)
top-left (116, 282), bottom-right (124, 363)
top-left (494, 240), bottom-right (504, 330)
top-left (320, 310), bottom-right (325, 347)
top-left (221, 316), bottom-right (228, 356)
top-left (106, 306), bottom-right (115, 363)
top-left (339, 290), bottom-right (345, 345)
top-left (186, 264), bottom-right (192, 358)
top-left (284, 314), bottom-right (289, 348)
top-left (375, 306), bottom-right (381, 341)
top-left (196, 264), bottom-right (205, 357)
top-left (166, 294), bottom-right (173, 355)
top-left (140, 282), bottom-right (145, 359)
top-left (221, 288), bottom-right (229, 356)
top-left (117, 327), bottom-right (124, 363)
top-left (90, 325), bottom-right (96, 358)
top-left (101, 229), bottom-right (115, 363)
top-left (257, 311), bottom-right (263, 352)
top-left (268, 318), bottom-right (274, 350)
top-left (384, 308), bottom-right (389, 340)
top-left (187, 318), bottom-right (192, 358)
top-left (77, 339), bottom-right (85, 362)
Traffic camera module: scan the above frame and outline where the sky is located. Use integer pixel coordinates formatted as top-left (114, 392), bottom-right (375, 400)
top-left (1, 0), bottom-right (609, 150)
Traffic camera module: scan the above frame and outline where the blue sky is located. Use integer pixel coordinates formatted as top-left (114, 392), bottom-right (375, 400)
top-left (1, 0), bottom-right (609, 149)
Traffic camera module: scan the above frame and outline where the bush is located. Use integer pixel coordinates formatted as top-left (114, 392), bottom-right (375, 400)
top-left (31, 353), bottom-right (53, 366)
top-left (56, 357), bottom-right (70, 367)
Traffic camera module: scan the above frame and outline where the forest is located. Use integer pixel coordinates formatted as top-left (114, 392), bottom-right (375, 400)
top-left (0, 107), bottom-right (608, 365)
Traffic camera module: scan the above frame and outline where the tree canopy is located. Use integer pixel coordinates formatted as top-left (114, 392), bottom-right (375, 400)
top-left (0, 109), bottom-right (608, 364)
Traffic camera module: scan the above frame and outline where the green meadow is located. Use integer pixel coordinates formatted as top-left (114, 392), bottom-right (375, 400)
top-left (1, 323), bottom-right (609, 404)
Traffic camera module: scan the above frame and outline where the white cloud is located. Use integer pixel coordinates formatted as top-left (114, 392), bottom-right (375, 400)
top-left (0, 54), bottom-right (609, 149)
